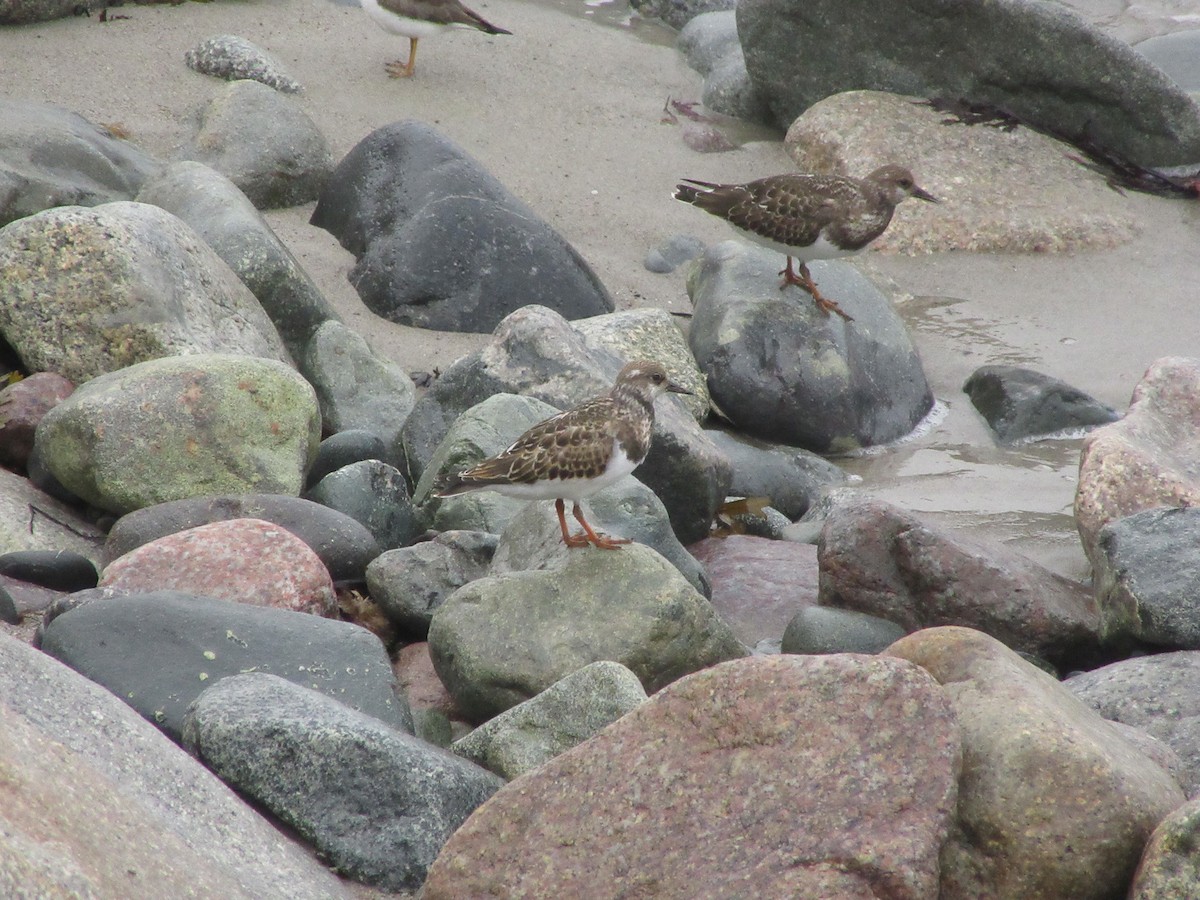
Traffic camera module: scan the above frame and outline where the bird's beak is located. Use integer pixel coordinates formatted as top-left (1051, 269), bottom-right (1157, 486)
top-left (668, 380), bottom-right (693, 395)
top-left (914, 185), bottom-right (939, 204)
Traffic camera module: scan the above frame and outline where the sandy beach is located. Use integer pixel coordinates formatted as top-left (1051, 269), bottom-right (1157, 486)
top-left (3, 0), bottom-right (1199, 580)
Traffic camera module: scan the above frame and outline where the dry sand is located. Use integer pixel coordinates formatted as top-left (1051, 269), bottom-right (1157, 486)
top-left (2, 0), bottom-right (1199, 579)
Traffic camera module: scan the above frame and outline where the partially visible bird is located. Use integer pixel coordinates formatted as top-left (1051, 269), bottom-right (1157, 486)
top-left (674, 165), bottom-right (938, 321)
top-left (435, 360), bottom-right (691, 550)
top-left (361, 0), bottom-right (511, 79)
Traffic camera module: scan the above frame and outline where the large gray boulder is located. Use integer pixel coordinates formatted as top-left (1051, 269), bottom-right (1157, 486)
top-left (737, 0), bottom-right (1200, 166)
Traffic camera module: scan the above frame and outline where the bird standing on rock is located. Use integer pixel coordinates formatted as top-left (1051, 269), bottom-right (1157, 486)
top-left (674, 165), bottom-right (938, 321)
top-left (435, 360), bottom-right (691, 550)
top-left (361, 0), bottom-right (511, 79)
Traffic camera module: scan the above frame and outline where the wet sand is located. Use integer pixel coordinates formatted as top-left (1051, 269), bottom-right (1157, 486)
top-left (3, 0), bottom-right (1198, 580)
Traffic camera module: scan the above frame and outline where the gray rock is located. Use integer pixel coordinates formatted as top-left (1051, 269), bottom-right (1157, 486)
top-left (1095, 507), bottom-right (1200, 649)
top-left (0, 202), bottom-right (290, 383)
top-left (0, 99), bottom-right (160, 227)
top-left (0, 0), bottom-right (83, 24)
top-left (1130, 796), bottom-right (1200, 897)
top-left (1136, 30), bottom-right (1200, 94)
top-left (489, 483), bottom-right (712, 599)
top-left (104, 493), bottom-right (380, 584)
top-left (33, 354), bottom-right (320, 515)
top-left (309, 120), bottom-right (613, 332)
top-left (738, 0), bottom-right (1200, 166)
top-left (782, 605), bottom-right (906, 655)
top-left (0, 632), bottom-right (355, 898)
top-left (0, 549), bottom-right (97, 592)
top-left (702, 49), bottom-right (774, 124)
top-left (644, 233), bottom-right (705, 273)
top-left (687, 241), bottom-right (933, 452)
top-left (302, 319), bottom-right (416, 464)
top-left (428, 542), bottom-right (747, 721)
top-left (453, 660), bottom-right (647, 779)
top-left (136, 161), bottom-right (341, 362)
top-left (184, 34), bottom-right (304, 94)
top-left (179, 79), bottom-right (332, 209)
top-left (39, 591), bottom-right (412, 741)
top-left (629, 0), bottom-right (735, 30)
top-left (404, 305), bottom-right (730, 543)
top-left (366, 531), bottom-right (497, 636)
top-left (704, 428), bottom-right (848, 520)
top-left (307, 459), bottom-right (419, 552)
top-left (182, 672), bottom-right (500, 891)
top-left (0, 370), bottom-right (74, 470)
top-left (677, 10), bottom-right (741, 76)
top-left (1066, 651), bottom-right (1200, 796)
top-left (964, 364), bottom-right (1120, 444)
top-left (307, 428), bottom-right (388, 487)
top-left (0, 468), bottom-right (104, 561)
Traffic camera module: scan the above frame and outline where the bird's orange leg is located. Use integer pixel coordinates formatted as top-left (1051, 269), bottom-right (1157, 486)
top-left (557, 498), bottom-right (591, 548)
top-left (570, 501), bottom-right (630, 550)
top-left (779, 258), bottom-right (853, 322)
top-left (385, 37), bottom-right (419, 78)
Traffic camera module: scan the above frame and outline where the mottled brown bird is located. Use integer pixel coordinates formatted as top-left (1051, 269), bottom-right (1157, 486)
top-left (675, 165), bottom-right (938, 321)
top-left (436, 360), bottom-right (690, 550)
top-left (361, 0), bottom-right (511, 78)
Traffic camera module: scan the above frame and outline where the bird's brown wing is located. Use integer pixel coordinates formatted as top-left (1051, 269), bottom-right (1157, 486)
top-left (377, 0), bottom-right (511, 33)
top-left (452, 398), bottom-right (619, 487)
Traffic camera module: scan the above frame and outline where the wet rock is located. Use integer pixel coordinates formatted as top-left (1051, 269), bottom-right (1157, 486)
top-left (890, 627), bottom-right (1185, 900)
top-left (184, 34), bottom-right (304, 94)
top-left (0, 99), bottom-right (160, 227)
top-left (101, 518), bottom-right (336, 617)
top-left (0, 632), bottom-right (355, 898)
top-left (428, 542), bottom-right (746, 721)
top-left (366, 531), bottom-right (497, 637)
top-left (1076, 357), bottom-right (1200, 566)
top-left (0, 549), bottom-right (96, 592)
top-left (452, 660), bottom-right (647, 780)
top-left (39, 591), bottom-right (412, 741)
top-left (306, 429), bottom-right (388, 487)
top-left (782, 605), bottom-right (906, 655)
top-left (785, 90), bottom-right (1137, 254)
top-left (182, 672), bottom-right (499, 891)
top-left (738, 0), bottom-right (1200, 166)
top-left (1067, 651), bottom-right (1200, 797)
top-left (33, 354), bottom-right (320, 515)
top-left (677, 10), bottom-right (740, 76)
top-left (1130, 797), bottom-right (1200, 897)
top-left (1094, 507), bottom-right (1200, 649)
top-left (687, 241), bottom-right (933, 452)
top-left (1136, 30), bottom-right (1200, 93)
top-left (704, 428), bottom-right (847, 520)
top-left (688, 534), bottom-right (817, 646)
top-left (309, 120), bottom-right (612, 332)
top-left (0, 202), bottom-right (289, 383)
top-left (402, 305), bottom-right (729, 543)
top-left (964, 364), bottom-right (1120, 444)
top-left (819, 493), bottom-right (1102, 668)
top-left (423, 654), bottom-right (960, 898)
top-left (702, 48), bottom-right (774, 124)
top-left (307, 459), bottom-right (419, 552)
top-left (179, 80), bottom-right (331, 209)
top-left (302, 320), bottom-right (416, 465)
top-left (104, 493), bottom-right (379, 584)
top-left (137, 161), bottom-right (341, 362)
top-left (0, 468), bottom-right (105, 560)
top-left (643, 233), bottom-right (705, 273)
top-left (628, 0), bottom-right (735, 30)
top-left (0, 371), bottom-right (74, 469)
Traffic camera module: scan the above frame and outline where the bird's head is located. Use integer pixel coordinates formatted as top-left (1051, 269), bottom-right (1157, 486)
top-left (614, 360), bottom-right (693, 401)
top-left (872, 165), bottom-right (939, 205)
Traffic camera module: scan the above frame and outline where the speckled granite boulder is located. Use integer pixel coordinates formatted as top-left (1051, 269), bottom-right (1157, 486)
top-left (100, 518), bottom-right (336, 617)
top-left (1076, 357), bottom-right (1200, 566)
top-left (0, 202), bottom-right (290, 383)
top-left (1130, 796), bottom-right (1200, 898)
top-left (423, 654), bottom-right (960, 898)
top-left (890, 627), bottom-right (1185, 900)
top-left (33, 354), bottom-right (320, 515)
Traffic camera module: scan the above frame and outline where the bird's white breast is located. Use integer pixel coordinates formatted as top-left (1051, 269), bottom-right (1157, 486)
top-left (480, 438), bottom-right (640, 503)
top-left (361, 0), bottom-right (451, 38)
top-left (741, 228), bottom-right (860, 263)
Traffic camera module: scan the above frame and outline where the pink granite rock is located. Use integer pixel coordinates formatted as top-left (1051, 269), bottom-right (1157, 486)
top-left (100, 517), bottom-right (335, 616)
top-left (423, 654), bottom-right (960, 899)
top-left (0, 371), bottom-right (74, 468)
top-left (688, 534), bottom-right (818, 645)
top-left (1076, 357), bottom-right (1200, 565)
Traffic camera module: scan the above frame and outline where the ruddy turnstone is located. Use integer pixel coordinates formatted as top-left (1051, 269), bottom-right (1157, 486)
top-left (435, 360), bottom-right (691, 550)
top-left (674, 166), bottom-right (938, 321)
top-left (361, 0), bottom-right (511, 79)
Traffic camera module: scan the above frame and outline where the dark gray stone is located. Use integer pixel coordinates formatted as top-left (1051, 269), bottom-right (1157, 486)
top-left (307, 459), bottom-right (419, 552)
top-left (704, 428), bottom-right (848, 520)
top-left (963, 364), bottom-right (1119, 444)
top-left (184, 34), bottom-right (304, 94)
top-left (0, 99), bottom-right (161, 227)
top-left (678, 10), bottom-right (741, 76)
top-left (782, 605), bottom-right (907, 655)
top-left (1095, 507), bottom-right (1200, 650)
top-left (644, 233), bottom-right (705, 273)
top-left (738, 0), bottom-right (1200, 166)
top-left (1136, 30), bottom-right (1200, 94)
top-left (0, 0), bottom-right (82, 24)
top-left (0, 549), bottom-right (97, 592)
top-left (104, 493), bottom-right (381, 584)
top-left (629, 0), bottom-right (735, 30)
top-left (307, 429), bottom-right (389, 487)
top-left (309, 120), bottom-right (613, 332)
top-left (688, 241), bottom-right (933, 452)
top-left (182, 672), bottom-right (501, 891)
top-left (39, 592), bottom-right (412, 740)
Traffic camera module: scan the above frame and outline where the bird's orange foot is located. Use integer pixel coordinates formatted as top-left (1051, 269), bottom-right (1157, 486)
top-left (385, 60), bottom-right (414, 78)
top-left (814, 294), bottom-right (854, 321)
top-left (562, 531), bottom-right (592, 549)
top-left (587, 533), bottom-right (632, 551)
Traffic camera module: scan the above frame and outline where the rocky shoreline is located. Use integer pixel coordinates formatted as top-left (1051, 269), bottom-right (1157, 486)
top-left (3, 0), bottom-right (1200, 896)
